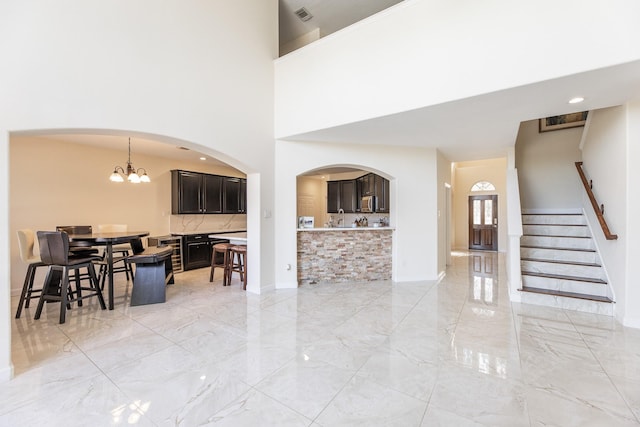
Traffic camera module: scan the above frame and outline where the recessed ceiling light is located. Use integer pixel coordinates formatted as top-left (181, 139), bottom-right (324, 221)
top-left (568, 97), bottom-right (584, 104)
top-left (200, 157), bottom-right (206, 161)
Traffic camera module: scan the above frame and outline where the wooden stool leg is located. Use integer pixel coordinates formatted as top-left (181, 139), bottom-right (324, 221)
top-left (242, 251), bottom-right (247, 290)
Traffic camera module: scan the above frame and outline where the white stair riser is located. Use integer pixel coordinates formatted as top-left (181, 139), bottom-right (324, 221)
top-left (523, 224), bottom-right (590, 237)
top-left (519, 291), bottom-right (613, 316)
top-left (520, 247), bottom-right (598, 264)
top-left (521, 215), bottom-right (585, 225)
top-left (521, 235), bottom-right (594, 250)
top-left (522, 275), bottom-right (607, 296)
top-left (521, 260), bottom-right (606, 281)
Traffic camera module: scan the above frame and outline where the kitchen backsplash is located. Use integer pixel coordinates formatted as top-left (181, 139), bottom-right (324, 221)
top-left (170, 214), bottom-right (247, 233)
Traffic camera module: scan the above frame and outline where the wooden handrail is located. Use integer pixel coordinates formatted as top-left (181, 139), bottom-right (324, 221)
top-left (575, 162), bottom-right (618, 240)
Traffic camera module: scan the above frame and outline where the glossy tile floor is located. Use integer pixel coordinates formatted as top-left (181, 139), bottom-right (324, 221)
top-left (4, 251), bottom-right (640, 426)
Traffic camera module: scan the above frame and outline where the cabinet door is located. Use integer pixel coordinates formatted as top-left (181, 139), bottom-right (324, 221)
top-left (174, 171), bottom-right (202, 214)
top-left (327, 181), bottom-right (340, 213)
top-left (376, 176), bottom-right (390, 213)
top-left (340, 180), bottom-right (356, 213)
top-left (239, 179), bottom-right (247, 213)
top-left (223, 177), bottom-right (241, 213)
top-left (361, 174), bottom-right (374, 196)
top-left (203, 174), bottom-right (223, 213)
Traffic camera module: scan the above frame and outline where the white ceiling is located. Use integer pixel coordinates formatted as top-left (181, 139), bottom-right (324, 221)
top-left (279, 0), bottom-right (403, 46)
top-left (280, 60), bottom-right (640, 161)
top-left (33, 133), bottom-right (230, 167)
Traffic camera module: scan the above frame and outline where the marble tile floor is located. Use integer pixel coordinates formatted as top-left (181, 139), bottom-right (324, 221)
top-left (3, 251), bottom-right (640, 426)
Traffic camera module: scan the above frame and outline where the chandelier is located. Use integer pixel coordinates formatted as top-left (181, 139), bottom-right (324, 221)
top-left (109, 138), bottom-right (150, 183)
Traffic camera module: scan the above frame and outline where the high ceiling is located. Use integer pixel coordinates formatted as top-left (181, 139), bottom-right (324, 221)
top-left (279, 0), bottom-right (403, 50)
top-left (26, 4), bottom-right (640, 167)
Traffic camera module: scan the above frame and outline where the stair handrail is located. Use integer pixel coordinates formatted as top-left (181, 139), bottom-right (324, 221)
top-left (575, 162), bottom-right (618, 240)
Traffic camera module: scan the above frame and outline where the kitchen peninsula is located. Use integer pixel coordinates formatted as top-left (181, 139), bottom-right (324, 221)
top-left (297, 226), bottom-right (393, 285)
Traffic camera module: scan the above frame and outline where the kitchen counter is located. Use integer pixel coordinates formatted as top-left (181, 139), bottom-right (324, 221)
top-left (298, 226), bottom-right (393, 232)
top-left (297, 228), bottom-right (393, 285)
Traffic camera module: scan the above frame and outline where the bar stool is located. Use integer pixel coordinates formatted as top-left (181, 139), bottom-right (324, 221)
top-left (15, 229), bottom-right (47, 318)
top-left (34, 231), bottom-right (105, 324)
top-left (228, 244), bottom-right (247, 290)
top-left (210, 243), bottom-right (233, 285)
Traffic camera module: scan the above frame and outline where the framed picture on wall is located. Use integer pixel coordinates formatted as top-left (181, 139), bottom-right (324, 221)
top-left (539, 111), bottom-right (588, 132)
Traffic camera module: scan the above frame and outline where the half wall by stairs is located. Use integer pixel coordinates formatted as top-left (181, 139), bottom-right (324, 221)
top-left (519, 212), bottom-right (614, 315)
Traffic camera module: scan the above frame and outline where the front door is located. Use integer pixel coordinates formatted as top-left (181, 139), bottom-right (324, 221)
top-left (469, 195), bottom-right (498, 251)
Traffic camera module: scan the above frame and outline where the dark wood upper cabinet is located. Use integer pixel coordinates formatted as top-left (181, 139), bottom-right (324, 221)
top-left (203, 174), bottom-right (223, 213)
top-left (172, 170), bottom-right (202, 214)
top-left (223, 177), bottom-right (247, 214)
top-left (374, 174), bottom-right (390, 213)
top-left (327, 181), bottom-right (340, 213)
top-left (328, 172), bottom-right (390, 214)
top-left (327, 179), bottom-right (357, 213)
top-left (172, 170), bottom-right (244, 215)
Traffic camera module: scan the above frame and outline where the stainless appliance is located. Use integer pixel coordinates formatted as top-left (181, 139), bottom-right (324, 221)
top-left (361, 195), bottom-right (376, 213)
top-left (298, 216), bottom-right (314, 228)
top-left (147, 235), bottom-right (183, 273)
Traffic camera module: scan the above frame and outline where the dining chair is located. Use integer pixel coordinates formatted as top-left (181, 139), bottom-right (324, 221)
top-left (34, 231), bottom-right (105, 324)
top-left (15, 229), bottom-right (47, 318)
top-left (96, 224), bottom-right (133, 284)
top-left (55, 225), bottom-right (100, 256)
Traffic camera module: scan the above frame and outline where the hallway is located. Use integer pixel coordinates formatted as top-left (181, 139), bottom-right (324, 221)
top-left (3, 252), bottom-right (640, 426)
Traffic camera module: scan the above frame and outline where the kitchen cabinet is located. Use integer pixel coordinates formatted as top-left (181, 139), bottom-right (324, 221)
top-left (327, 181), bottom-right (340, 213)
top-left (359, 174), bottom-right (374, 196)
top-left (182, 233), bottom-right (229, 270)
top-left (374, 174), bottom-right (390, 213)
top-left (172, 170), bottom-right (246, 215)
top-left (327, 179), bottom-right (356, 213)
top-left (223, 177), bottom-right (247, 214)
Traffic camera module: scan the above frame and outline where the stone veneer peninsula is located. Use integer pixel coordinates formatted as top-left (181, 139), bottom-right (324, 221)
top-left (297, 227), bottom-right (393, 285)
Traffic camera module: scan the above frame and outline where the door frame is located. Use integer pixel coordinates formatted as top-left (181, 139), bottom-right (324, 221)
top-left (468, 194), bottom-right (498, 251)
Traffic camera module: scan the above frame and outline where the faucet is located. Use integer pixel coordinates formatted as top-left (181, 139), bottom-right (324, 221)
top-left (338, 208), bottom-right (345, 227)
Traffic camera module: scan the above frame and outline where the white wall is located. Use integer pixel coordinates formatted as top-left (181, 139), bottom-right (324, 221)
top-left (452, 158), bottom-right (507, 251)
top-left (296, 176), bottom-right (326, 227)
top-left (625, 98), bottom-right (640, 328)
top-left (275, 140), bottom-right (439, 288)
top-left (581, 106), bottom-right (629, 325)
top-left (0, 0), bottom-right (277, 381)
top-left (275, 0), bottom-right (640, 138)
top-left (515, 120), bottom-right (583, 210)
top-left (437, 150), bottom-right (452, 274)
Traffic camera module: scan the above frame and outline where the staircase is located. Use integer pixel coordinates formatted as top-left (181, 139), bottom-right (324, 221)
top-left (519, 212), bottom-right (614, 315)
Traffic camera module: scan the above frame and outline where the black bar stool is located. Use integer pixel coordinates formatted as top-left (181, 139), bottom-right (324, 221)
top-left (34, 231), bottom-right (106, 324)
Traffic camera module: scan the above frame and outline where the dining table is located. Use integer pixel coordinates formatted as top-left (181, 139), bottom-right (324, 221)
top-left (67, 231), bottom-right (149, 310)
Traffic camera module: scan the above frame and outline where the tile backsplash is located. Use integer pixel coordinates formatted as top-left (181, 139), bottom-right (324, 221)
top-left (170, 214), bottom-right (247, 233)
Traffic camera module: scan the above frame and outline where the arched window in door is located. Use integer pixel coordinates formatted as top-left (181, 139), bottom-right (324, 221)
top-left (471, 181), bottom-right (496, 192)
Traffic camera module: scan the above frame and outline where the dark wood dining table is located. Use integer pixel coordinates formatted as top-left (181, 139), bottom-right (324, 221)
top-left (67, 231), bottom-right (149, 310)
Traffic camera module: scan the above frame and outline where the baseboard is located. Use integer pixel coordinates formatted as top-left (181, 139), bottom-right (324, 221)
top-left (622, 315), bottom-right (640, 329)
top-left (0, 363), bottom-right (14, 383)
top-left (274, 281), bottom-right (297, 290)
